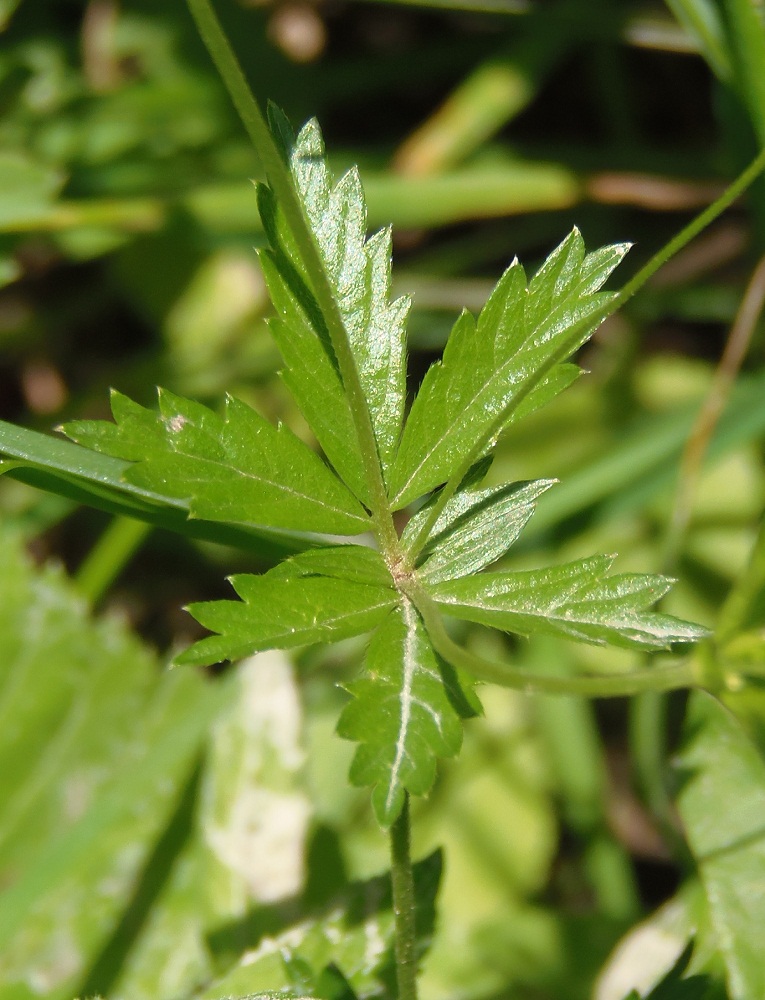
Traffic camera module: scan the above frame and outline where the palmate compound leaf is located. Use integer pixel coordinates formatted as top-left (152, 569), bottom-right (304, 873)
top-left (389, 229), bottom-right (629, 508)
top-left (259, 111), bottom-right (410, 496)
top-left (337, 599), bottom-right (479, 828)
top-left (177, 545), bottom-right (398, 667)
top-left (428, 554), bottom-right (709, 651)
top-left (62, 387), bottom-right (370, 536)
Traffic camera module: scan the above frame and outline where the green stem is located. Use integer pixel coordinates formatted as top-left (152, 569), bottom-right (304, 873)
top-left (390, 794), bottom-right (419, 1000)
top-left (410, 586), bottom-right (699, 697)
top-left (76, 516), bottom-right (150, 606)
top-left (405, 144), bottom-right (765, 562)
top-left (185, 0), bottom-right (398, 557)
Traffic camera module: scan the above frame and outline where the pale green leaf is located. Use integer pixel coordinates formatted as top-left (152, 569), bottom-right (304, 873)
top-left (429, 555), bottom-right (709, 650)
top-left (112, 652), bottom-right (312, 1000)
top-left (179, 547), bottom-right (396, 667)
top-left (259, 116), bottom-right (410, 484)
top-left (676, 692), bottom-right (765, 1000)
top-left (389, 230), bottom-right (629, 507)
top-left (0, 529), bottom-right (230, 997)
top-left (337, 600), bottom-right (476, 827)
top-left (403, 478), bottom-right (555, 584)
top-left (63, 388), bottom-right (370, 535)
top-left (194, 850), bottom-right (441, 1000)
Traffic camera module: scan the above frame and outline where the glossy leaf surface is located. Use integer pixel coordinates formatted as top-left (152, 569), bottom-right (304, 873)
top-left (389, 230), bottom-right (629, 507)
top-left (63, 389), bottom-right (370, 535)
top-left (403, 478), bottom-right (555, 584)
top-left (429, 555), bottom-right (709, 650)
top-left (260, 115), bottom-right (409, 487)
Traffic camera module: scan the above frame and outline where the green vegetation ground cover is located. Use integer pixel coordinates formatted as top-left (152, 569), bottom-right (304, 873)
top-left (4, 2), bottom-right (765, 999)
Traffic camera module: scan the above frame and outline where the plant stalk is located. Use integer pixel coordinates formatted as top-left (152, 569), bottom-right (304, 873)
top-left (390, 794), bottom-right (419, 1000)
top-left (185, 0), bottom-right (398, 557)
top-left (409, 585), bottom-right (701, 697)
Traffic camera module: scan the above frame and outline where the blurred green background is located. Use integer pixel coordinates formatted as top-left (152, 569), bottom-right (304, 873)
top-left (3, 1), bottom-right (765, 998)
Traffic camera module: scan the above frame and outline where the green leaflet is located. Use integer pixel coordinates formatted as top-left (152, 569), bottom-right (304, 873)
top-left (429, 555), bottom-right (709, 650)
top-left (389, 230), bottom-right (629, 507)
top-left (402, 478), bottom-right (556, 584)
top-left (179, 547), bottom-right (397, 667)
top-left (259, 115), bottom-right (410, 487)
top-left (337, 600), bottom-right (477, 828)
top-left (676, 692), bottom-right (765, 1000)
top-left (63, 388), bottom-right (370, 536)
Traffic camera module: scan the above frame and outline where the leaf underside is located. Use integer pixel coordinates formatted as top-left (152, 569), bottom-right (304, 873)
top-left (337, 600), bottom-right (477, 827)
top-left (177, 547), bottom-right (396, 668)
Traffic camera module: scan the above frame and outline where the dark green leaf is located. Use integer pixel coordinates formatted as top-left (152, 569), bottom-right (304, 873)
top-left (0, 419), bottom-right (326, 559)
top-left (429, 555), bottom-right (709, 650)
top-left (179, 547), bottom-right (396, 667)
top-left (389, 230), bottom-right (628, 507)
top-left (260, 118), bottom-right (409, 488)
top-left (338, 600), bottom-right (476, 827)
top-left (403, 478), bottom-right (555, 584)
top-left (63, 388), bottom-right (370, 535)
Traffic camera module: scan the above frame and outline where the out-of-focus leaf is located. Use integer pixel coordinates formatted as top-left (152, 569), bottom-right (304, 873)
top-left (63, 388), bottom-right (370, 535)
top-left (429, 555), bottom-right (709, 650)
top-left (194, 851), bottom-right (442, 1000)
top-left (338, 601), bottom-right (476, 827)
top-left (676, 692), bottom-right (765, 1000)
top-left (0, 153), bottom-right (64, 228)
top-left (0, 529), bottom-right (231, 997)
top-left (179, 547), bottom-right (396, 667)
top-left (403, 477), bottom-right (555, 584)
top-left (388, 230), bottom-right (629, 507)
top-left (111, 651), bottom-right (312, 1000)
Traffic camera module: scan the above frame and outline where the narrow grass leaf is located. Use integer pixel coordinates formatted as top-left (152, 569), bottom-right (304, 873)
top-left (63, 388), bottom-right (370, 535)
top-left (389, 230), bottom-right (629, 507)
top-left (429, 555), bottom-right (709, 650)
top-left (338, 600), bottom-right (475, 827)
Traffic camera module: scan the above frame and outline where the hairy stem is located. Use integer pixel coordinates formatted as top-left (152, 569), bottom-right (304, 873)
top-left (185, 0), bottom-right (398, 556)
top-left (390, 794), bottom-right (419, 1000)
top-left (405, 144), bottom-right (765, 562)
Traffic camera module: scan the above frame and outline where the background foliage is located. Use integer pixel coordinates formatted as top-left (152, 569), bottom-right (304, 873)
top-left (3, 1), bottom-right (765, 998)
